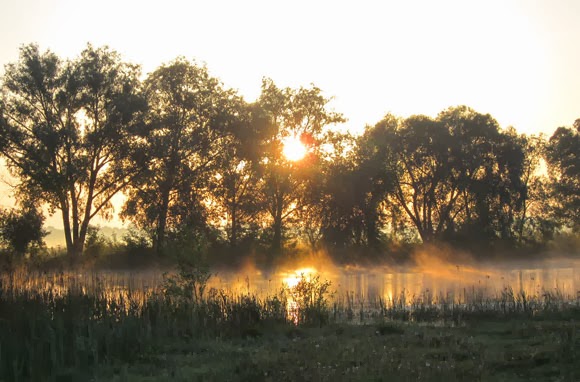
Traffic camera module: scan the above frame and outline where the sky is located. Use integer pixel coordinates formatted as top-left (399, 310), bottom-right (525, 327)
top-left (1, 0), bottom-right (579, 226)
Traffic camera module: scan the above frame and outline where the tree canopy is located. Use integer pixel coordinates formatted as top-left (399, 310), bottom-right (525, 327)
top-left (0, 44), bottom-right (146, 257)
top-left (0, 43), bottom-right (577, 259)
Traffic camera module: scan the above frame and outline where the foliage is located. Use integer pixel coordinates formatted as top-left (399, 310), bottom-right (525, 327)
top-left (162, 254), bottom-right (211, 304)
top-left (0, 44), bottom-right (146, 257)
top-left (207, 103), bottom-right (268, 247)
top-left (546, 120), bottom-right (580, 229)
top-left (121, 226), bottom-right (153, 257)
top-left (83, 225), bottom-right (109, 257)
top-left (285, 274), bottom-right (333, 326)
top-left (0, 204), bottom-right (46, 256)
top-left (1, 43), bottom-right (579, 257)
top-left (121, 58), bottom-right (239, 255)
top-left (254, 78), bottom-right (345, 251)
top-left (351, 106), bottom-right (530, 251)
top-left (318, 124), bottom-right (396, 248)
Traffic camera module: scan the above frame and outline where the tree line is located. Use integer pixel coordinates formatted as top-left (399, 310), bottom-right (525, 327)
top-left (0, 44), bottom-right (578, 259)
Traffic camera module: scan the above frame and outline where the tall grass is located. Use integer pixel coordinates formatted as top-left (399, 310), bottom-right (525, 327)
top-left (1, 266), bottom-right (579, 381)
top-left (0, 267), bottom-right (335, 381)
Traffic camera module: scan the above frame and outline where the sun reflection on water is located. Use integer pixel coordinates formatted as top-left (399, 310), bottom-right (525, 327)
top-left (282, 267), bottom-right (318, 288)
top-left (2, 258), bottom-right (579, 319)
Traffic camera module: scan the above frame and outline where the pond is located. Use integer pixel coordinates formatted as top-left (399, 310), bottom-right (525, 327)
top-left (211, 257), bottom-right (580, 308)
top-left (3, 257), bottom-right (579, 309)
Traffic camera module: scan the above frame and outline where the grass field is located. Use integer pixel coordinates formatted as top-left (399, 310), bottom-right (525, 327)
top-left (93, 317), bottom-right (579, 382)
top-left (1, 263), bottom-right (579, 381)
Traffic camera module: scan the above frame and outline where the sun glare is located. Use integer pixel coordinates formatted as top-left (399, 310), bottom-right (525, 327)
top-left (282, 267), bottom-right (317, 288)
top-left (282, 135), bottom-right (307, 161)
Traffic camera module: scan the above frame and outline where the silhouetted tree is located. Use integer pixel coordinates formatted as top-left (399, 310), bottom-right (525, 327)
top-left (546, 119), bottom-right (580, 229)
top-left (0, 44), bottom-right (146, 257)
top-left (255, 79), bottom-right (344, 252)
top-left (440, 108), bottom-right (527, 245)
top-left (315, 125), bottom-right (395, 249)
top-left (0, 203), bottom-right (47, 256)
top-left (360, 106), bottom-right (528, 247)
top-left (510, 133), bottom-right (546, 242)
top-left (122, 58), bottom-right (238, 254)
top-left (209, 103), bottom-right (269, 247)
top-left (296, 131), bottom-right (355, 249)
top-left (377, 113), bottom-right (454, 243)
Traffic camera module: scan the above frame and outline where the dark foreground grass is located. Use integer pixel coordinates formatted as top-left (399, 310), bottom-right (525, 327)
top-left (1, 269), bottom-right (579, 382)
top-left (92, 317), bottom-right (579, 382)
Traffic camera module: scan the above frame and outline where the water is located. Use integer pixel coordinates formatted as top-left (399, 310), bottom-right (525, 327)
top-left (210, 258), bottom-right (580, 306)
top-left (3, 258), bottom-right (579, 307)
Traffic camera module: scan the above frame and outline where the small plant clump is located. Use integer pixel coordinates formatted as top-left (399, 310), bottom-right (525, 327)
top-left (285, 274), bottom-right (333, 326)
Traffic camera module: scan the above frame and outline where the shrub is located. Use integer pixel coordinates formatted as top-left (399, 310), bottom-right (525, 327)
top-left (0, 205), bottom-right (47, 257)
top-left (162, 255), bottom-right (211, 304)
top-left (286, 274), bottom-right (333, 326)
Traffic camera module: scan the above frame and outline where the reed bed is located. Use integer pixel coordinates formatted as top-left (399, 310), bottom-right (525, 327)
top-left (332, 285), bottom-right (580, 324)
top-left (1, 268), bottom-right (579, 381)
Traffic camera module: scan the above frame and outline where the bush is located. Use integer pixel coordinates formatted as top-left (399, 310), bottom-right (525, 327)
top-left (162, 254), bottom-right (211, 304)
top-left (0, 205), bottom-right (47, 257)
top-left (84, 226), bottom-right (109, 257)
top-left (121, 227), bottom-right (153, 256)
top-left (286, 274), bottom-right (333, 326)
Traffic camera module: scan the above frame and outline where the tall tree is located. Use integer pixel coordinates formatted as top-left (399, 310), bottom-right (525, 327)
top-left (255, 79), bottom-right (344, 251)
top-left (382, 113), bottom-right (456, 243)
top-left (363, 106), bottom-right (527, 245)
top-left (546, 119), bottom-right (580, 229)
top-left (0, 44), bottom-right (146, 257)
top-left (439, 107), bottom-right (526, 244)
top-left (122, 58), bottom-right (238, 254)
top-left (296, 131), bottom-right (355, 249)
top-left (208, 103), bottom-right (269, 248)
top-left (316, 126), bottom-right (395, 249)
top-left (512, 133), bottom-right (554, 244)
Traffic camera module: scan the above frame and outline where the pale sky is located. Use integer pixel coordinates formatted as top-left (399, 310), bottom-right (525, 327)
top-left (1, 0), bottom-right (579, 226)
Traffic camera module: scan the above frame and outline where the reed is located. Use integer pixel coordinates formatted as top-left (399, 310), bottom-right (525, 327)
top-left (1, 267), bottom-right (579, 380)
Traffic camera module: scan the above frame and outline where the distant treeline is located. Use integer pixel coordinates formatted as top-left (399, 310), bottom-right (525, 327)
top-left (0, 44), bottom-right (578, 258)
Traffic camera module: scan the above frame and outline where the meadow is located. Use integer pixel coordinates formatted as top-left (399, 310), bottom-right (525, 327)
top-left (1, 255), bottom-right (579, 381)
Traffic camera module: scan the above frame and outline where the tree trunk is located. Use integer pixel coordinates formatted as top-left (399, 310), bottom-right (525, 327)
top-left (71, 237), bottom-right (85, 258)
top-left (155, 187), bottom-right (171, 256)
top-left (272, 219), bottom-right (282, 252)
top-left (60, 198), bottom-right (77, 257)
top-left (272, 204), bottom-right (283, 252)
top-left (419, 229), bottom-right (435, 244)
top-left (62, 217), bottom-right (87, 257)
top-left (270, 184), bottom-right (284, 252)
top-left (364, 205), bottom-right (380, 248)
top-left (230, 203), bottom-right (238, 247)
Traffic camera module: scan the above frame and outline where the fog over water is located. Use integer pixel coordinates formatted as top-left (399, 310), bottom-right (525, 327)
top-left (210, 249), bottom-right (580, 306)
top-left (4, 246), bottom-right (579, 310)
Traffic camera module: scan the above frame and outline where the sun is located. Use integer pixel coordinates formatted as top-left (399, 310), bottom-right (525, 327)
top-left (282, 135), bottom-right (308, 161)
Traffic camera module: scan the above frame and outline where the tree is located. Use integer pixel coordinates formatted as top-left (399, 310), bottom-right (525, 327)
top-left (545, 119), bottom-right (580, 229)
top-left (0, 44), bottom-right (146, 257)
top-left (509, 133), bottom-right (545, 242)
top-left (255, 79), bottom-right (345, 251)
top-left (293, 131), bottom-right (353, 249)
top-left (0, 203), bottom-right (47, 256)
top-left (379, 113), bottom-right (456, 243)
top-left (440, 108), bottom-right (526, 245)
top-left (362, 106), bottom-right (528, 246)
top-left (208, 103), bottom-right (268, 248)
top-left (316, 127), bottom-right (395, 249)
top-left (122, 58), bottom-right (238, 254)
